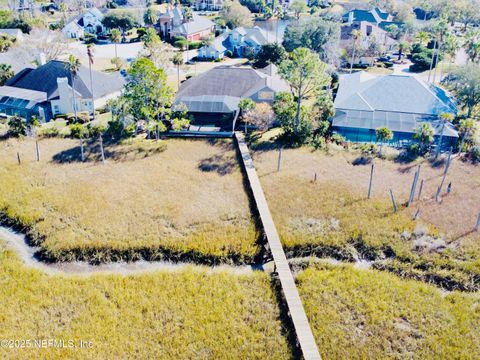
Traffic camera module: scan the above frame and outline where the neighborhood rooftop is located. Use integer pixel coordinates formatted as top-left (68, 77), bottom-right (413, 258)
top-left (6, 60), bottom-right (125, 100)
top-left (176, 65), bottom-right (289, 100)
top-left (333, 72), bottom-right (459, 139)
top-left (334, 72), bottom-right (457, 115)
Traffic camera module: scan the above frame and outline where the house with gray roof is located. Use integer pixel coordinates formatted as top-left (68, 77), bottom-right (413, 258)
top-left (342, 7), bottom-right (402, 31)
top-left (158, 6), bottom-right (214, 41)
top-left (332, 72), bottom-right (458, 146)
top-left (175, 64), bottom-right (289, 129)
top-left (340, 21), bottom-right (398, 55)
top-left (0, 60), bottom-right (124, 121)
top-left (197, 26), bottom-right (269, 60)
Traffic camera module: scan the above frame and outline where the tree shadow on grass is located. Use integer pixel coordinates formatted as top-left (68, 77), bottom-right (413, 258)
top-left (198, 153), bottom-right (236, 175)
top-left (352, 156), bottom-right (373, 166)
top-left (51, 138), bottom-right (166, 164)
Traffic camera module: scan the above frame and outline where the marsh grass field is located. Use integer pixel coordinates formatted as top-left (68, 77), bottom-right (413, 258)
top-left (1, 131), bottom-right (480, 358)
top-left (0, 137), bottom-right (258, 264)
top-left (297, 263), bottom-right (480, 359)
top-left (251, 133), bottom-right (480, 291)
top-left (0, 241), bottom-right (291, 360)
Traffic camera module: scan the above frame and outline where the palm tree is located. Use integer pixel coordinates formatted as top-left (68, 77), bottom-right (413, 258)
top-left (87, 44), bottom-right (95, 122)
top-left (415, 31), bottom-right (430, 46)
top-left (350, 30), bottom-right (362, 73)
top-left (430, 18), bottom-right (449, 83)
top-left (0, 63), bottom-right (14, 85)
top-left (464, 29), bottom-right (480, 63)
top-left (111, 28), bottom-right (121, 59)
top-left (65, 55), bottom-right (81, 123)
top-left (172, 52), bottom-right (184, 90)
top-left (413, 123), bottom-right (434, 155)
top-left (439, 34), bottom-right (460, 81)
top-left (376, 127), bottom-right (393, 155)
top-left (397, 40), bottom-right (411, 61)
top-left (435, 112), bottom-right (454, 158)
top-left (144, 7), bottom-right (158, 27)
top-left (59, 2), bottom-right (68, 22)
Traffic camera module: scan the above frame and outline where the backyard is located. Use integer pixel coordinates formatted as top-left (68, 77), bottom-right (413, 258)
top-left (0, 137), bottom-right (258, 264)
top-left (251, 132), bottom-right (480, 291)
top-left (0, 131), bottom-right (479, 358)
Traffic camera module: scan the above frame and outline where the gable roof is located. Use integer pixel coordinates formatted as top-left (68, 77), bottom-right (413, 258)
top-left (334, 72), bottom-right (457, 115)
top-left (173, 14), bottom-right (214, 36)
top-left (6, 60), bottom-right (125, 100)
top-left (242, 26), bottom-right (269, 46)
top-left (343, 7), bottom-right (393, 24)
top-left (86, 7), bottom-right (104, 20)
top-left (175, 65), bottom-right (289, 112)
top-left (176, 65), bottom-right (288, 99)
top-left (199, 26), bottom-right (270, 55)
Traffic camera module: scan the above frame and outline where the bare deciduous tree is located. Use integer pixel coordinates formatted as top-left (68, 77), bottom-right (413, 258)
top-left (21, 29), bottom-right (69, 61)
top-left (243, 102), bottom-right (275, 132)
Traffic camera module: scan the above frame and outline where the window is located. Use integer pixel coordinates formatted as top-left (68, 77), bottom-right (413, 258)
top-left (258, 91), bottom-right (274, 100)
top-left (53, 105), bottom-right (59, 114)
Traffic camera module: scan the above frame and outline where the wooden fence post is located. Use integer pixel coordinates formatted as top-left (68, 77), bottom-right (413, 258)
top-left (277, 148), bottom-right (282, 173)
top-left (99, 135), bottom-right (106, 164)
top-left (35, 141), bottom-right (40, 162)
top-left (413, 209), bottom-right (420, 220)
top-left (390, 189), bottom-right (397, 213)
top-left (368, 163), bottom-right (374, 199)
top-left (417, 179), bottom-right (424, 200)
top-left (475, 213), bottom-right (480, 232)
top-left (16, 152), bottom-right (21, 165)
top-left (408, 165), bottom-right (421, 207)
top-left (444, 148), bottom-right (452, 175)
top-left (80, 139), bottom-right (85, 162)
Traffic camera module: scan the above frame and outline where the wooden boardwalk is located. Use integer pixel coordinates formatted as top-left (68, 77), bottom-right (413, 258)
top-left (235, 133), bottom-right (321, 360)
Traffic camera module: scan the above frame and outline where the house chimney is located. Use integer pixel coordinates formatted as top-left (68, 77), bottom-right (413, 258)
top-left (348, 12), bottom-right (354, 24)
top-left (37, 53), bottom-right (46, 66)
top-left (56, 77), bottom-right (72, 114)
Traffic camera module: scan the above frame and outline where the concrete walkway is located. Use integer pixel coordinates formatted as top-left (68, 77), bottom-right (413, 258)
top-left (235, 132), bottom-right (321, 360)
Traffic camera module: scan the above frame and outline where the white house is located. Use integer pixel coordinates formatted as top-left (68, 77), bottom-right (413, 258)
top-left (62, 8), bottom-right (105, 39)
top-left (62, 20), bottom-right (85, 39)
top-left (0, 60), bottom-right (124, 121)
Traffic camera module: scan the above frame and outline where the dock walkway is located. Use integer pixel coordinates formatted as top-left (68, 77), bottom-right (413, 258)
top-left (235, 132), bottom-right (321, 360)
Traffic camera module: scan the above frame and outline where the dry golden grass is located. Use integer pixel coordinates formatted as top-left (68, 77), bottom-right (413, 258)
top-left (0, 137), bottom-right (258, 263)
top-left (297, 264), bottom-right (480, 359)
top-left (253, 145), bottom-right (480, 240)
top-left (0, 241), bottom-right (291, 359)
top-left (251, 136), bottom-right (480, 289)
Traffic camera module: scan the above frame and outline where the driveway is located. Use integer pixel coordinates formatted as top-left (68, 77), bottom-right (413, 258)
top-left (69, 42), bottom-right (144, 60)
